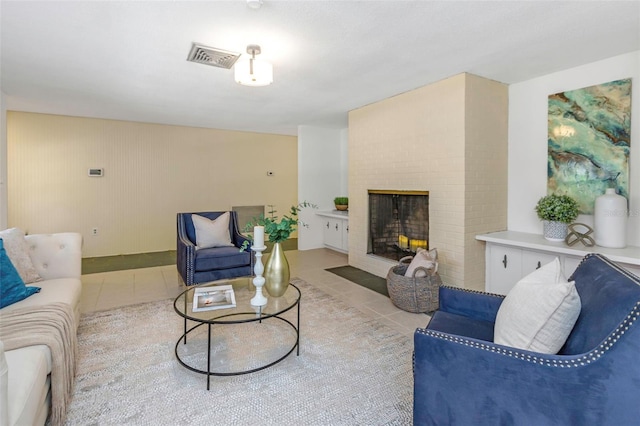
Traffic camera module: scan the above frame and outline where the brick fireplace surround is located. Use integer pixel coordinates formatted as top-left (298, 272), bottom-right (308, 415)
top-left (348, 73), bottom-right (508, 291)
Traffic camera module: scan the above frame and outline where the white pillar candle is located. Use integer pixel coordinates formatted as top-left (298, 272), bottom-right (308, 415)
top-left (253, 225), bottom-right (265, 247)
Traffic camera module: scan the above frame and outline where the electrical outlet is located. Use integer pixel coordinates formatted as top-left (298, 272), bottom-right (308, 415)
top-left (92, 228), bottom-right (98, 236)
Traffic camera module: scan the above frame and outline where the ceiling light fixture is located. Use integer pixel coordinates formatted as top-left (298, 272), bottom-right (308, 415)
top-left (234, 45), bottom-right (273, 87)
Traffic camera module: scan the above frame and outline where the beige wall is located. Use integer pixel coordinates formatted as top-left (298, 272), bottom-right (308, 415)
top-left (348, 73), bottom-right (507, 290)
top-left (7, 112), bottom-right (298, 257)
top-left (463, 74), bottom-right (509, 289)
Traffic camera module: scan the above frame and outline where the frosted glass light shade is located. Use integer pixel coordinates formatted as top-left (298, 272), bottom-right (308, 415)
top-left (234, 58), bottom-right (273, 86)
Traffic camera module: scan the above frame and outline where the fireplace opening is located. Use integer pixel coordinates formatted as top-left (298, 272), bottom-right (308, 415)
top-left (368, 190), bottom-right (429, 262)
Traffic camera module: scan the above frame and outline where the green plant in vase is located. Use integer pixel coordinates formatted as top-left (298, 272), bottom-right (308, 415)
top-left (534, 194), bottom-right (579, 241)
top-left (241, 201), bottom-right (317, 248)
top-left (241, 201), bottom-right (317, 297)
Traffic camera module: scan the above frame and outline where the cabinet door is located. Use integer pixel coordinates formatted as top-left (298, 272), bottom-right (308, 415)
top-left (521, 251), bottom-right (558, 277)
top-left (563, 255), bottom-right (582, 279)
top-left (324, 219), bottom-right (343, 249)
top-left (487, 246), bottom-right (522, 295)
top-left (342, 220), bottom-right (349, 251)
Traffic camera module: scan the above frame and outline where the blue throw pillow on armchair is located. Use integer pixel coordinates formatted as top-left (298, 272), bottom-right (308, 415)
top-left (0, 238), bottom-right (40, 309)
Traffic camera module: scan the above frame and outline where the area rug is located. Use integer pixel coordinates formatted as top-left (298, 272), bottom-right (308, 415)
top-left (65, 278), bottom-right (413, 425)
top-left (326, 265), bottom-right (389, 296)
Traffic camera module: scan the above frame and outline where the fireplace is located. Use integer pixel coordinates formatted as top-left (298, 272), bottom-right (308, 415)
top-left (368, 190), bottom-right (429, 261)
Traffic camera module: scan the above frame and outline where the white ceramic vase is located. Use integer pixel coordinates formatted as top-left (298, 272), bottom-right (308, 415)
top-left (594, 188), bottom-right (627, 248)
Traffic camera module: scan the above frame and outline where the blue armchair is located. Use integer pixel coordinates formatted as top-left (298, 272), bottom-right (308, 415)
top-left (414, 253), bottom-right (640, 425)
top-left (177, 211), bottom-right (253, 286)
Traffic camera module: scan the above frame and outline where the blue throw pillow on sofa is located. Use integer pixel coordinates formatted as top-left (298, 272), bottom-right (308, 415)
top-left (0, 238), bottom-right (40, 309)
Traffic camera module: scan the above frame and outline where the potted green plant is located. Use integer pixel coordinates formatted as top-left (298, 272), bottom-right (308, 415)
top-left (334, 197), bottom-right (349, 211)
top-left (241, 201), bottom-right (316, 296)
top-left (241, 201), bottom-right (316, 247)
top-left (534, 194), bottom-right (579, 241)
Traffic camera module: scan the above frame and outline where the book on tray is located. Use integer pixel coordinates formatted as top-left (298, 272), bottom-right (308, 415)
top-left (192, 285), bottom-right (236, 312)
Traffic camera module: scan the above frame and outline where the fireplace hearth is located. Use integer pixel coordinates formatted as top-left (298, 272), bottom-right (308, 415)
top-left (368, 190), bottom-right (429, 261)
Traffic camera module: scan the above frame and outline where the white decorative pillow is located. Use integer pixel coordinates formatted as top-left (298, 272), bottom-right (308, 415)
top-left (192, 213), bottom-right (234, 250)
top-left (0, 228), bottom-right (42, 284)
top-left (494, 258), bottom-right (581, 354)
top-left (405, 248), bottom-right (438, 277)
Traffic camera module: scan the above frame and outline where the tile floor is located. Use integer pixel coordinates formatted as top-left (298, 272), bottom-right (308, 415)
top-left (80, 248), bottom-right (430, 337)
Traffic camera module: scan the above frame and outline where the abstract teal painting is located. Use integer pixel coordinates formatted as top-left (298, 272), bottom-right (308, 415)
top-left (548, 78), bottom-right (632, 214)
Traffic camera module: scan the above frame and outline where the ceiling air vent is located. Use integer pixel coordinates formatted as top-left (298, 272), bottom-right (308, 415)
top-left (187, 43), bottom-right (241, 69)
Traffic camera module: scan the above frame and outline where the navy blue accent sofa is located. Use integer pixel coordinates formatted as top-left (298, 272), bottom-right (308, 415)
top-left (177, 211), bottom-right (252, 286)
top-left (414, 253), bottom-right (640, 425)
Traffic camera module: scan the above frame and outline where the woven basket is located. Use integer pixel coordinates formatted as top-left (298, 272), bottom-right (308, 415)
top-left (386, 256), bottom-right (441, 313)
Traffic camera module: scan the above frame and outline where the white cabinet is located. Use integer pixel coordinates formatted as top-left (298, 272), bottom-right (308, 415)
top-left (485, 245), bottom-right (558, 295)
top-left (317, 211), bottom-right (349, 253)
top-left (562, 256), bottom-right (583, 278)
top-left (324, 218), bottom-right (343, 249)
top-left (478, 231), bottom-right (640, 295)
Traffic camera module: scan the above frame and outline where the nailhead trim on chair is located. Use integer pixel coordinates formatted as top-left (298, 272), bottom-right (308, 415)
top-left (570, 252), bottom-right (640, 283)
top-left (440, 284), bottom-right (505, 299)
top-left (186, 244), bottom-right (194, 286)
top-left (177, 214), bottom-right (195, 286)
top-left (417, 302), bottom-right (640, 368)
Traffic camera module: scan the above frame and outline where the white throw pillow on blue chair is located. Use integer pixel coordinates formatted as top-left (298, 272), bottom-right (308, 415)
top-left (192, 212), bottom-right (234, 250)
top-left (494, 258), bottom-right (581, 354)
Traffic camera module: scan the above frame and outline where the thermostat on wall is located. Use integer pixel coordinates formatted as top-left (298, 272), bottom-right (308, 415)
top-left (88, 168), bottom-right (104, 177)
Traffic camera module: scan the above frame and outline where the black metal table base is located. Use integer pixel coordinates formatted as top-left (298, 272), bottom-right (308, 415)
top-left (174, 286), bottom-right (300, 390)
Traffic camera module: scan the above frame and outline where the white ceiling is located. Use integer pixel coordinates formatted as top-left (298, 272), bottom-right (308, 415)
top-left (1, 1), bottom-right (639, 136)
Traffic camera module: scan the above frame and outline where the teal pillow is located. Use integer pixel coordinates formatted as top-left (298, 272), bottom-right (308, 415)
top-left (0, 238), bottom-right (40, 308)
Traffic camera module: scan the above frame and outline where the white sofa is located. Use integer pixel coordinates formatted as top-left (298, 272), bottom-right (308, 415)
top-left (0, 233), bottom-right (82, 426)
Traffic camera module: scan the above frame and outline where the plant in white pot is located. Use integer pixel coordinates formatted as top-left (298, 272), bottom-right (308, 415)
top-left (534, 194), bottom-right (579, 242)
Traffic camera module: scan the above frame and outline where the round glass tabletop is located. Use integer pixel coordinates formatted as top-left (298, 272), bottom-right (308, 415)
top-left (174, 279), bottom-right (300, 324)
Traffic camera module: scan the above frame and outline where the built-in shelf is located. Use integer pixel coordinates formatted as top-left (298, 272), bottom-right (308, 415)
top-left (476, 230), bottom-right (640, 295)
top-left (316, 210), bottom-right (349, 220)
top-left (476, 230), bottom-right (640, 266)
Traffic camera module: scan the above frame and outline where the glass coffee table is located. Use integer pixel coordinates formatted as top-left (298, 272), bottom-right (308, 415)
top-left (173, 279), bottom-right (300, 390)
